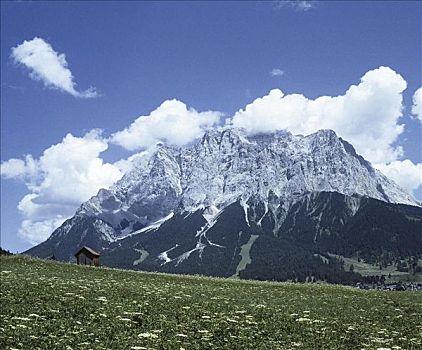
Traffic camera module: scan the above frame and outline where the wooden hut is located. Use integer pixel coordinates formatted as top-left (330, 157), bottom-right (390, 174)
top-left (74, 246), bottom-right (100, 266)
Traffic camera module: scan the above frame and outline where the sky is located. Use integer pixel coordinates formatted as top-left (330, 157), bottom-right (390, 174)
top-left (1, 1), bottom-right (421, 252)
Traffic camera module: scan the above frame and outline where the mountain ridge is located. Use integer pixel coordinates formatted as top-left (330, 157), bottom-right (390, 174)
top-left (26, 128), bottom-right (422, 283)
top-left (80, 128), bottom-right (418, 235)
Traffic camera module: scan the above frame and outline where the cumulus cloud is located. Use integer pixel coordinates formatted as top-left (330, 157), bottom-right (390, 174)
top-left (412, 87), bottom-right (422, 122)
top-left (274, 1), bottom-right (316, 12)
top-left (1, 130), bottom-right (122, 244)
top-left (229, 66), bottom-right (407, 165)
top-left (375, 160), bottom-right (422, 194)
top-left (0, 155), bottom-right (39, 181)
top-left (18, 218), bottom-right (68, 246)
top-left (1, 158), bottom-right (27, 179)
top-left (11, 37), bottom-right (98, 98)
top-left (270, 68), bottom-right (285, 77)
top-left (111, 99), bottom-right (222, 151)
top-left (29, 130), bottom-right (122, 203)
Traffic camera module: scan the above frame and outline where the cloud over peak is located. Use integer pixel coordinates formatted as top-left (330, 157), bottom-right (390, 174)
top-left (111, 99), bottom-right (222, 150)
top-left (228, 66), bottom-right (407, 165)
top-left (11, 37), bottom-right (98, 98)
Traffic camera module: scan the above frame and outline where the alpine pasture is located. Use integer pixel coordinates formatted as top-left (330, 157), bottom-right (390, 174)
top-left (1, 256), bottom-right (421, 349)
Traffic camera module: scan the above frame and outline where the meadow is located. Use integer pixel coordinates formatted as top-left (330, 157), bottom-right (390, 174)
top-left (1, 256), bottom-right (421, 350)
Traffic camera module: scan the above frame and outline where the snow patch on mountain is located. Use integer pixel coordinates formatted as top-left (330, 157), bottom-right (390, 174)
top-left (118, 212), bottom-right (174, 241)
top-left (158, 244), bottom-right (178, 265)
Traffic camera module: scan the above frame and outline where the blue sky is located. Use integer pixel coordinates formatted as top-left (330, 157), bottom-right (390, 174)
top-left (1, 1), bottom-right (421, 252)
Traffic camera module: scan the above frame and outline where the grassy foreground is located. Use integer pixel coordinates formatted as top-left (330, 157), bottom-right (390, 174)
top-left (1, 256), bottom-right (421, 350)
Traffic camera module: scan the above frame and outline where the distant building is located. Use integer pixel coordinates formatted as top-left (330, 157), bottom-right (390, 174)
top-left (74, 246), bottom-right (100, 266)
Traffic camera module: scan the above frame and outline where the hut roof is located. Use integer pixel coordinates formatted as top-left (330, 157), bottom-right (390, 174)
top-left (74, 246), bottom-right (100, 257)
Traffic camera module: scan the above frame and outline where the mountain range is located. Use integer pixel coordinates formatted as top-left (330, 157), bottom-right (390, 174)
top-left (26, 128), bottom-right (422, 283)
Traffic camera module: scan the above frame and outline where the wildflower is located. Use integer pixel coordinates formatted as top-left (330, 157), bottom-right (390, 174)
top-left (138, 332), bottom-right (158, 338)
top-left (12, 316), bottom-right (30, 321)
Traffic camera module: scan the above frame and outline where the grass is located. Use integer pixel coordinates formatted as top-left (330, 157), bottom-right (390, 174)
top-left (1, 256), bottom-right (421, 350)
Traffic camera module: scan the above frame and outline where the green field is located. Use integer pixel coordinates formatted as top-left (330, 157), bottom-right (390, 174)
top-left (1, 256), bottom-right (421, 349)
top-left (326, 253), bottom-right (422, 283)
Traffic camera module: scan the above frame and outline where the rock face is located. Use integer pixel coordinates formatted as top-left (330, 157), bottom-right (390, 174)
top-left (26, 129), bottom-right (422, 283)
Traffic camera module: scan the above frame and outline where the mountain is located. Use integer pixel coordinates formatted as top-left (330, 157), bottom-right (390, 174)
top-left (26, 128), bottom-right (422, 283)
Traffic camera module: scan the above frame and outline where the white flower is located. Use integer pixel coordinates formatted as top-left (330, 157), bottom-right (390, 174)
top-left (138, 332), bottom-right (158, 338)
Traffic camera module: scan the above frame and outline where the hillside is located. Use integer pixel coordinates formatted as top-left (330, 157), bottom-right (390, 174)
top-left (1, 256), bottom-right (421, 349)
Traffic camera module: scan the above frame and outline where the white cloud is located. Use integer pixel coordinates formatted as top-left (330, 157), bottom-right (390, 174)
top-left (270, 68), bottom-right (285, 77)
top-left (1, 155), bottom-right (39, 181)
top-left (275, 1), bottom-right (316, 12)
top-left (228, 66), bottom-right (407, 165)
top-left (1, 130), bottom-right (122, 244)
top-left (11, 37), bottom-right (98, 98)
top-left (411, 87), bottom-right (422, 122)
top-left (0, 158), bottom-right (27, 179)
top-left (32, 130), bottom-right (122, 203)
top-left (375, 160), bottom-right (422, 194)
top-left (18, 218), bottom-right (67, 246)
top-left (112, 99), bottom-right (222, 151)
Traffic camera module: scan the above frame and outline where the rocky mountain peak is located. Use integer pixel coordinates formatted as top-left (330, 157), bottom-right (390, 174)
top-left (45, 127), bottom-right (418, 243)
